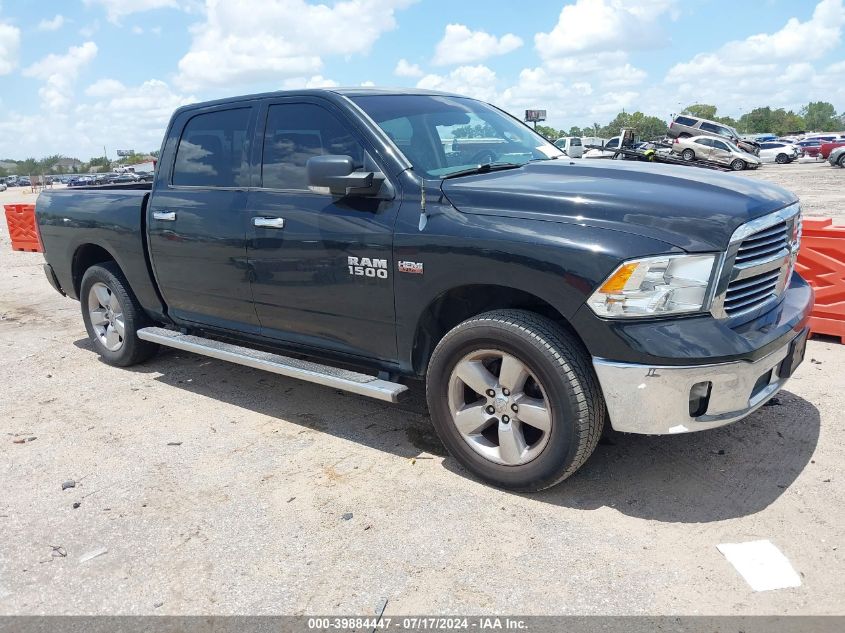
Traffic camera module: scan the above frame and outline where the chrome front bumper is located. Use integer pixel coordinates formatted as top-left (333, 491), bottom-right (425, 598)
top-left (593, 330), bottom-right (807, 435)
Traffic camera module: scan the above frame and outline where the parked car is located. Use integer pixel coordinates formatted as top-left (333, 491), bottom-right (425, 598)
top-left (668, 115), bottom-right (760, 155)
top-left (582, 136), bottom-right (621, 158)
top-left (671, 135), bottom-right (761, 170)
top-left (820, 141), bottom-right (845, 159)
top-left (17, 177), bottom-right (31, 187)
top-left (110, 173), bottom-right (141, 184)
top-left (67, 176), bottom-right (94, 187)
top-left (553, 137), bottom-right (584, 158)
top-left (796, 139), bottom-right (823, 158)
top-left (829, 146), bottom-right (845, 167)
top-left (34, 88), bottom-right (812, 491)
top-left (759, 142), bottom-right (800, 164)
top-left (0, 182), bottom-right (6, 192)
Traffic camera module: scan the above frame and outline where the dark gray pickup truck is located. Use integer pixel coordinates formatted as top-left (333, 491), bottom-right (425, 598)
top-left (35, 88), bottom-right (813, 491)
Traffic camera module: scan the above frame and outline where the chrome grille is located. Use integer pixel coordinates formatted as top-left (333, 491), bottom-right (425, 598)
top-left (724, 268), bottom-right (781, 314)
top-left (733, 221), bottom-right (788, 265)
top-left (711, 204), bottom-right (801, 319)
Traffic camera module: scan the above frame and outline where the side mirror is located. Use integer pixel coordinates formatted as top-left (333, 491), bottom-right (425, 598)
top-left (306, 155), bottom-right (385, 197)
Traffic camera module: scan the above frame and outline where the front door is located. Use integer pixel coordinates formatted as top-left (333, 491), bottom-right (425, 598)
top-left (710, 139), bottom-right (733, 165)
top-left (147, 104), bottom-right (260, 332)
top-left (246, 98), bottom-right (399, 361)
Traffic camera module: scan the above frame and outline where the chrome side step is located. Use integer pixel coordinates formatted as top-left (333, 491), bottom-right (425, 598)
top-left (137, 327), bottom-right (408, 403)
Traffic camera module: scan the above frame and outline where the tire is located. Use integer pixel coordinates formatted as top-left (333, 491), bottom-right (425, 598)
top-left (775, 153), bottom-right (789, 164)
top-left (838, 154), bottom-right (845, 168)
top-left (730, 158), bottom-right (746, 171)
top-left (681, 148), bottom-right (695, 161)
top-left (79, 262), bottom-right (158, 367)
top-left (679, 133), bottom-right (692, 138)
top-left (425, 310), bottom-right (605, 491)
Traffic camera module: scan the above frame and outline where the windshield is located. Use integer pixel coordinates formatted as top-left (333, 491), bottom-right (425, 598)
top-left (350, 94), bottom-right (564, 178)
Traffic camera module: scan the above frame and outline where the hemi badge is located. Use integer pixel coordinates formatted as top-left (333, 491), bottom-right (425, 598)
top-left (398, 260), bottom-right (423, 275)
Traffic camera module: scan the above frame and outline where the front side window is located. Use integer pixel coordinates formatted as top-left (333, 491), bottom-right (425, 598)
top-left (173, 108), bottom-right (251, 187)
top-left (351, 95), bottom-right (563, 178)
top-left (261, 103), bottom-right (365, 190)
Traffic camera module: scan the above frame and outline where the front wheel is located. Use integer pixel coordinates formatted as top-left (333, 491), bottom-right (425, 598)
top-left (730, 158), bottom-right (746, 171)
top-left (838, 154), bottom-right (845, 168)
top-left (80, 262), bottom-right (158, 367)
top-left (775, 153), bottom-right (789, 164)
top-left (426, 310), bottom-right (605, 491)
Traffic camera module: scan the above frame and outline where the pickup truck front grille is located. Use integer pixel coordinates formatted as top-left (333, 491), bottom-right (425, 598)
top-left (711, 204), bottom-right (801, 319)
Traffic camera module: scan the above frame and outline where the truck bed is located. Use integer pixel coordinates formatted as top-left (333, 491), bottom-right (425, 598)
top-left (35, 185), bottom-right (164, 316)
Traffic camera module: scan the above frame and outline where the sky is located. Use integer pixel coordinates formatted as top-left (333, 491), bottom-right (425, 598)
top-left (0, 0), bottom-right (843, 160)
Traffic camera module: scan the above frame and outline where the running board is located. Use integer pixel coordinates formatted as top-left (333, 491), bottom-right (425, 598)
top-left (137, 327), bottom-right (408, 403)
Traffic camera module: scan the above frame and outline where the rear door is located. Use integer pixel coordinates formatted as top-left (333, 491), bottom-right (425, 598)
top-left (692, 138), bottom-right (713, 159)
top-left (147, 104), bottom-right (260, 332)
top-left (245, 97), bottom-right (400, 361)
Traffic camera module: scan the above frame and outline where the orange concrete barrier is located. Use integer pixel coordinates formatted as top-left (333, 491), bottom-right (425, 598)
top-left (4, 204), bottom-right (42, 252)
top-left (796, 217), bottom-right (845, 343)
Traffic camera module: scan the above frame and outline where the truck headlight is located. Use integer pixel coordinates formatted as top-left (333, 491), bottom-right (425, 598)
top-left (588, 254), bottom-right (717, 318)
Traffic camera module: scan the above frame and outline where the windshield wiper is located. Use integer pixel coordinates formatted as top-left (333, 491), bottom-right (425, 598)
top-left (441, 162), bottom-right (523, 180)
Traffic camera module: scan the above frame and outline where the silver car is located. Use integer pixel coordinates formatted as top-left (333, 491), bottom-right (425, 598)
top-left (669, 114), bottom-right (760, 156)
top-left (671, 135), bottom-right (761, 171)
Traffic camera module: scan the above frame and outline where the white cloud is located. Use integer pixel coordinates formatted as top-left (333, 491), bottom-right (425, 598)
top-left (85, 78), bottom-right (126, 98)
top-left (0, 20), bottom-right (20, 75)
top-left (176, 0), bottom-right (414, 91)
top-left (536, 0), bottom-right (676, 58)
top-left (83, 0), bottom-right (182, 24)
top-left (23, 42), bottom-right (98, 110)
top-left (416, 65), bottom-right (499, 102)
top-left (132, 25), bottom-right (144, 35)
top-left (281, 75), bottom-right (340, 89)
top-left (394, 58), bottom-right (424, 77)
top-left (0, 79), bottom-right (193, 159)
top-left (37, 15), bottom-right (65, 32)
top-left (665, 0), bottom-right (845, 114)
top-left (432, 24), bottom-right (522, 66)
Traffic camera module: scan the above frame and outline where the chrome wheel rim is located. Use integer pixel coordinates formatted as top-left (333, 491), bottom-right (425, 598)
top-left (682, 150), bottom-right (694, 161)
top-left (447, 349), bottom-right (552, 466)
top-left (731, 159), bottom-right (744, 170)
top-left (88, 282), bottom-right (125, 352)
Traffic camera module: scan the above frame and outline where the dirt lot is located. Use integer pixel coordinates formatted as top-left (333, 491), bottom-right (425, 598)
top-left (1, 163), bottom-right (844, 616)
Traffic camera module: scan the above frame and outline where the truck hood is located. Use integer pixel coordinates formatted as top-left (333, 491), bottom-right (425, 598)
top-left (440, 160), bottom-right (797, 251)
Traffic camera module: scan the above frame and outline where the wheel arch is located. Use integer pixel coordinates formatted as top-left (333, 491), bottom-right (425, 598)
top-left (71, 243), bottom-right (121, 297)
top-left (410, 284), bottom-right (580, 376)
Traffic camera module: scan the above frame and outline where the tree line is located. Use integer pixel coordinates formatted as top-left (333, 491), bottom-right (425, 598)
top-left (533, 101), bottom-right (843, 142)
top-left (0, 150), bottom-right (160, 178)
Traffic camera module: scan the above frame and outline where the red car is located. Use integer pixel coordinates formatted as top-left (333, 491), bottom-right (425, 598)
top-left (820, 140), bottom-right (845, 159)
top-left (797, 140), bottom-right (823, 157)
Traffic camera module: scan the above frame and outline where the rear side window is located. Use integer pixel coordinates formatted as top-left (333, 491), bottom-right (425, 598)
top-left (172, 108), bottom-right (252, 187)
top-left (699, 122), bottom-right (724, 135)
top-left (606, 138), bottom-right (619, 149)
top-left (262, 103), bottom-right (364, 190)
top-left (695, 138), bottom-right (712, 147)
top-left (674, 116), bottom-right (697, 126)
top-left (712, 140), bottom-right (729, 151)
top-left (571, 137), bottom-right (582, 146)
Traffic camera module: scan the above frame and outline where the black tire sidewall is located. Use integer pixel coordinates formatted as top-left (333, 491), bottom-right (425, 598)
top-left (79, 263), bottom-right (152, 366)
top-left (427, 320), bottom-right (586, 490)
top-left (731, 159), bottom-right (745, 171)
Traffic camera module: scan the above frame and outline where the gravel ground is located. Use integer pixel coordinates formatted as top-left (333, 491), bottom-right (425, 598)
top-left (1, 165), bottom-right (843, 616)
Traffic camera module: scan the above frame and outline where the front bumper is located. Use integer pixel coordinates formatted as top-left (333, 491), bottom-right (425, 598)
top-left (593, 327), bottom-right (808, 435)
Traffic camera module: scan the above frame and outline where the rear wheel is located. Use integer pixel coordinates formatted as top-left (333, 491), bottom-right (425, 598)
top-left (679, 133), bottom-right (692, 138)
top-left (80, 262), bottom-right (158, 367)
top-left (426, 310), bottom-right (605, 491)
top-left (838, 154), bottom-right (845, 168)
top-left (681, 148), bottom-right (695, 161)
top-left (730, 158), bottom-right (746, 171)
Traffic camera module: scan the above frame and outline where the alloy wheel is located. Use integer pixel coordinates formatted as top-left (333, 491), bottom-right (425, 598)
top-left (447, 349), bottom-right (552, 466)
top-left (87, 281), bottom-right (125, 352)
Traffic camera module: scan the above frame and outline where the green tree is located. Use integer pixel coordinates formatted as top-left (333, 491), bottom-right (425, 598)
top-left (566, 126), bottom-right (584, 137)
top-left (801, 101), bottom-right (838, 131)
top-left (682, 104), bottom-right (718, 120)
top-left (533, 124), bottom-right (561, 141)
top-left (18, 158), bottom-right (39, 177)
top-left (600, 111), bottom-right (668, 140)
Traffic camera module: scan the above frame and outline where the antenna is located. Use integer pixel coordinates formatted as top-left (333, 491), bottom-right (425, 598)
top-left (418, 175), bottom-right (427, 231)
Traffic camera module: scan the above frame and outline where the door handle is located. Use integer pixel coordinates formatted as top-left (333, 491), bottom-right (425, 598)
top-left (253, 217), bottom-right (285, 229)
top-left (153, 211), bottom-right (177, 221)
